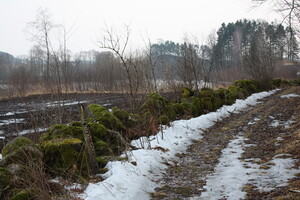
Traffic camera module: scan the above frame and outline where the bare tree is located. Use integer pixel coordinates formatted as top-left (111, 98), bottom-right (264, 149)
top-left (142, 39), bottom-right (160, 93)
top-left (253, 0), bottom-right (300, 36)
top-left (97, 23), bottom-right (137, 109)
top-left (26, 8), bottom-right (58, 80)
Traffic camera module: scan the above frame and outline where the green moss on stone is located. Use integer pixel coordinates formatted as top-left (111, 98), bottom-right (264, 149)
top-left (41, 137), bottom-right (89, 177)
top-left (71, 121), bottom-right (82, 127)
top-left (88, 104), bottom-right (107, 116)
top-left (2, 137), bottom-right (34, 157)
top-left (157, 115), bottom-right (170, 125)
top-left (180, 102), bottom-right (198, 117)
top-left (227, 85), bottom-right (247, 100)
top-left (170, 103), bottom-right (184, 116)
top-left (272, 78), bottom-right (282, 88)
top-left (0, 167), bottom-right (12, 195)
top-left (9, 190), bottom-right (31, 200)
top-left (234, 79), bottom-right (259, 94)
top-left (1, 137), bottom-right (43, 167)
top-left (96, 156), bottom-right (109, 168)
top-left (94, 140), bottom-right (110, 155)
top-left (181, 88), bottom-right (194, 98)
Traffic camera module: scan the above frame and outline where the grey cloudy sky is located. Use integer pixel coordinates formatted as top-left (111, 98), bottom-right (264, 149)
top-left (0, 0), bottom-right (279, 57)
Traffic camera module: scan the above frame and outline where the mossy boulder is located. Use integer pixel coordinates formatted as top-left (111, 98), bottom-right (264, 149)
top-left (0, 137), bottom-right (43, 167)
top-left (234, 79), bottom-right (259, 95)
top-left (41, 124), bottom-right (84, 142)
top-left (170, 103), bottom-right (184, 117)
top-left (199, 88), bottom-right (221, 110)
top-left (88, 104), bottom-right (126, 131)
top-left (180, 102), bottom-right (198, 117)
top-left (71, 121), bottom-right (82, 127)
top-left (94, 140), bottom-right (111, 155)
top-left (87, 104), bottom-right (107, 116)
top-left (87, 122), bottom-right (125, 155)
top-left (2, 137), bottom-right (34, 157)
top-left (215, 88), bottom-right (233, 105)
top-left (40, 137), bottom-right (89, 178)
top-left (141, 93), bottom-right (169, 116)
top-left (191, 97), bottom-right (202, 116)
top-left (227, 85), bottom-right (247, 100)
top-left (200, 97), bottom-right (214, 113)
top-left (181, 88), bottom-right (194, 99)
top-left (112, 107), bottom-right (141, 128)
top-left (142, 93), bottom-right (178, 121)
top-left (199, 88), bottom-right (215, 98)
top-left (288, 79), bottom-right (300, 86)
top-left (0, 167), bottom-right (12, 197)
top-left (164, 105), bottom-right (177, 120)
top-left (157, 115), bottom-right (170, 125)
top-left (272, 78), bottom-right (282, 88)
top-left (87, 122), bottom-right (108, 140)
top-left (9, 190), bottom-right (32, 200)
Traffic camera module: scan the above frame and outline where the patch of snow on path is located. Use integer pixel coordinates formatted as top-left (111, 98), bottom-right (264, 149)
top-left (80, 89), bottom-right (280, 200)
top-left (247, 156), bottom-right (299, 192)
top-left (280, 93), bottom-right (300, 98)
top-left (199, 136), bottom-right (248, 199)
top-left (198, 135), bottom-right (300, 200)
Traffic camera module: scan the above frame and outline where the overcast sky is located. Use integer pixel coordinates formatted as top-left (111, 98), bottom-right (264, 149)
top-left (0, 0), bottom-right (279, 57)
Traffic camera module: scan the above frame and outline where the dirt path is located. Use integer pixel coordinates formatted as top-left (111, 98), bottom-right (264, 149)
top-left (152, 87), bottom-right (300, 200)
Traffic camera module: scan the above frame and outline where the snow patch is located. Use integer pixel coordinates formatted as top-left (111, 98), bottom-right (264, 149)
top-left (199, 135), bottom-right (300, 199)
top-left (270, 119), bottom-right (295, 128)
top-left (280, 93), bottom-right (300, 98)
top-left (248, 117), bottom-right (260, 125)
top-left (245, 157), bottom-right (299, 192)
top-left (200, 136), bottom-right (248, 199)
top-left (80, 89), bottom-right (279, 200)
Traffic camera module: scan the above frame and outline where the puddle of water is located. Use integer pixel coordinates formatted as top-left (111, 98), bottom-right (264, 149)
top-left (46, 100), bottom-right (88, 108)
top-left (18, 127), bottom-right (48, 135)
top-left (0, 118), bottom-right (25, 126)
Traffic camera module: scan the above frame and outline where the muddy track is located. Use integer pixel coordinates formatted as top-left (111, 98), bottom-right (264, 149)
top-left (152, 87), bottom-right (300, 200)
top-left (0, 92), bottom-right (180, 151)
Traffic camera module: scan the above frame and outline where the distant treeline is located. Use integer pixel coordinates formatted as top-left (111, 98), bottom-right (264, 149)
top-left (0, 19), bottom-right (298, 97)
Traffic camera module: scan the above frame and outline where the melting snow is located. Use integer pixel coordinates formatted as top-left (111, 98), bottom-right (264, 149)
top-left (79, 89), bottom-right (280, 200)
top-left (199, 136), bottom-right (300, 200)
top-left (270, 119), bottom-right (295, 128)
top-left (200, 136), bottom-right (248, 199)
top-left (248, 117), bottom-right (260, 125)
top-left (280, 93), bottom-right (300, 98)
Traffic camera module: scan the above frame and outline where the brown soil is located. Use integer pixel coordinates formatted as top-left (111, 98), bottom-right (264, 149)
top-left (152, 86), bottom-right (300, 200)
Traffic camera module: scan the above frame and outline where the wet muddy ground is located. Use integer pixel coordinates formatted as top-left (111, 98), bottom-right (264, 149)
top-left (152, 87), bottom-right (300, 199)
top-left (0, 92), bottom-right (132, 150)
top-left (0, 91), bottom-right (180, 151)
